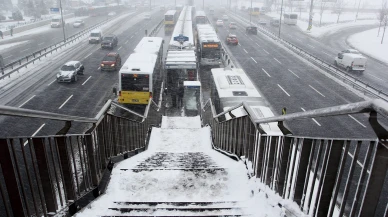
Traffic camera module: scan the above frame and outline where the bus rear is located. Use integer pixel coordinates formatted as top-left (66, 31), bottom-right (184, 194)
top-left (119, 73), bottom-right (151, 105)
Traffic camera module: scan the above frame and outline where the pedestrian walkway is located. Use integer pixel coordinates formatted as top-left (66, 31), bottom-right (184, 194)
top-left (75, 116), bottom-right (301, 217)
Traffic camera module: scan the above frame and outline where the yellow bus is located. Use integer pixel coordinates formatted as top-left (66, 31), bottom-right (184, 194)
top-left (118, 37), bottom-right (163, 105)
top-left (250, 7), bottom-right (260, 16)
top-left (164, 10), bottom-right (177, 26)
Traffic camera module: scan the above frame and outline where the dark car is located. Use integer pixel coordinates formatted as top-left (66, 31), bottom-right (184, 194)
top-left (246, 26), bottom-right (257, 35)
top-left (101, 35), bottom-right (118, 49)
top-left (100, 52), bottom-right (121, 71)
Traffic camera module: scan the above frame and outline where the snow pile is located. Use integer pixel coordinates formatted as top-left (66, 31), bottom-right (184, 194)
top-left (348, 27), bottom-right (388, 64)
top-left (75, 116), bottom-right (304, 217)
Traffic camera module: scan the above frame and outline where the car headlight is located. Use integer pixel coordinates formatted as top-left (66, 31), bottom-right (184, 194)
top-left (109, 43), bottom-right (112, 46)
top-left (111, 64), bottom-right (115, 67)
top-left (101, 64), bottom-right (104, 66)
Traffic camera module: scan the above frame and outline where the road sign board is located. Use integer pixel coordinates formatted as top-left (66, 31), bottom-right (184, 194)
top-left (174, 34), bottom-right (189, 44)
top-left (50, 8), bottom-right (60, 13)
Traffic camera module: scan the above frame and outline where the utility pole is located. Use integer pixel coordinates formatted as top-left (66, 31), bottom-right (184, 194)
top-left (355, 0), bottom-right (361, 22)
top-left (279, 0), bottom-right (283, 37)
top-left (59, 0), bottom-right (66, 42)
top-left (307, 0), bottom-right (314, 31)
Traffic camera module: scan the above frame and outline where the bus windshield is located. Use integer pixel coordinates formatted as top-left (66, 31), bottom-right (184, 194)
top-left (290, 14), bottom-right (298, 19)
top-left (202, 48), bottom-right (220, 59)
top-left (196, 17), bottom-right (206, 24)
top-left (52, 19), bottom-right (60, 22)
top-left (165, 15), bottom-right (174, 21)
top-left (121, 74), bottom-right (150, 91)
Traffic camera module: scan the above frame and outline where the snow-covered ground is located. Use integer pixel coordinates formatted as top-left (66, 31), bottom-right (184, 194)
top-left (265, 11), bottom-right (379, 38)
top-left (0, 40), bottom-right (28, 52)
top-left (75, 116), bottom-right (305, 217)
top-left (348, 27), bottom-right (388, 64)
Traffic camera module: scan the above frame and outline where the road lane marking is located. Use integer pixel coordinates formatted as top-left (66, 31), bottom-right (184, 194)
top-left (345, 147), bottom-right (369, 170)
top-left (288, 69), bottom-right (299, 78)
top-left (274, 58), bottom-right (282, 64)
top-left (296, 38), bottom-right (302, 42)
top-left (243, 49), bottom-right (248, 53)
top-left (20, 48), bottom-right (30, 52)
top-left (59, 95), bottom-right (73, 109)
top-left (125, 40), bottom-right (129, 43)
top-left (82, 76), bottom-right (92, 85)
top-left (251, 57), bottom-right (257, 63)
top-left (255, 43), bottom-right (260, 47)
top-left (130, 35), bottom-right (134, 39)
top-left (3, 55), bottom-right (13, 59)
top-left (322, 51), bottom-right (331, 56)
top-left (244, 33), bottom-right (248, 36)
top-left (97, 66), bottom-right (101, 70)
top-left (348, 115), bottom-right (367, 128)
top-left (48, 79), bottom-right (56, 86)
top-left (263, 49), bottom-right (269, 54)
top-left (309, 85), bottom-right (326, 97)
top-left (277, 84), bottom-right (290, 96)
top-left (250, 37), bottom-right (254, 41)
top-left (84, 52), bottom-right (93, 60)
top-left (307, 44), bottom-right (315, 49)
top-left (238, 43), bottom-right (241, 46)
top-left (118, 46), bottom-right (122, 50)
top-left (18, 95), bottom-right (36, 108)
top-left (301, 108), bottom-right (321, 126)
top-left (38, 42), bottom-right (45, 46)
top-left (368, 73), bottom-right (383, 81)
top-left (262, 68), bottom-right (271, 77)
top-left (24, 123), bottom-right (46, 146)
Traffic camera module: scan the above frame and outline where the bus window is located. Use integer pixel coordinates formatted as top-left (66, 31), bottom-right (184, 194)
top-left (121, 74), bottom-right (150, 91)
top-left (202, 48), bottom-right (221, 59)
top-left (165, 15), bottom-right (174, 21)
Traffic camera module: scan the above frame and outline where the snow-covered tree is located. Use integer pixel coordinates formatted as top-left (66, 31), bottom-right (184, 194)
top-left (334, 0), bottom-right (347, 23)
top-left (318, 0), bottom-right (328, 27)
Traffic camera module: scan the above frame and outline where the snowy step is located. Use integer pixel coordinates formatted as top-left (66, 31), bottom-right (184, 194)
top-left (161, 116), bottom-right (202, 129)
top-left (113, 201), bottom-right (240, 207)
top-left (100, 215), bottom-right (248, 217)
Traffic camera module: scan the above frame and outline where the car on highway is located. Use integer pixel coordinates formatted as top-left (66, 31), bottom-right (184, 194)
top-left (229, 22), bottom-right (237, 29)
top-left (222, 15), bottom-right (228, 21)
top-left (216, 19), bottom-right (224, 27)
top-left (73, 20), bottom-right (84, 28)
top-left (246, 26), bottom-right (257, 35)
top-left (334, 52), bottom-right (367, 72)
top-left (259, 19), bottom-right (267, 25)
top-left (89, 29), bottom-right (102, 44)
top-left (101, 34), bottom-right (118, 49)
top-left (51, 16), bottom-right (65, 28)
top-left (108, 12), bottom-right (116, 16)
top-left (270, 18), bottom-right (280, 26)
top-left (226, 34), bottom-right (239, 45)
top-left (57, 61), bottom-right (84, 83)
top-left (100, 52), bottom-right (122, 71)
top-left (144, 13), bottom-right (152, 20)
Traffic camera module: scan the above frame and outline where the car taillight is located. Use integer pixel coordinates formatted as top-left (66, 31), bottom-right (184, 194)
top-left (119, 91), bottom-right (121, 96)
top-left (351, 61), bottom-right (354, 67)
top-left (149, 92), bottom-right (152, 98)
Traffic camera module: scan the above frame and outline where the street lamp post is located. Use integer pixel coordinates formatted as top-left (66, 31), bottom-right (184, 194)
top-left (355, 0), bottom-right (361, 22)
top-left (59, 0), bottom-right (66, 42)
top-left (278, 0), bottom-right (283, 37)
top-left (308, 0), bottom-right (314, 30)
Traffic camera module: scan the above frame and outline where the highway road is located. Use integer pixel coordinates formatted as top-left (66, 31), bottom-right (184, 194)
top-left (0, 7), bottom-right (134, 65)
top-left (229, 10), bottom-right (388, 95)
top-left (0, 10), bottom-right (166, 138)
top-left (206, 13), bottom-right (378, 138)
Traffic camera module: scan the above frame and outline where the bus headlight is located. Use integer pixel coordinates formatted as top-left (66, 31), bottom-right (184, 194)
top-left (111, 64), bottom-right (115, 67)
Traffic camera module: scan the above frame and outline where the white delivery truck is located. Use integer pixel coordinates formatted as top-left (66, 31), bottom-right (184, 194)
top-left (51, 16), bottom-right (65, 28)
top-left (334, 53), bottom-right (367, 72)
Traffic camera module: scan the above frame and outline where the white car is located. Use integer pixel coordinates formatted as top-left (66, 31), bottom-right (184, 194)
top-left (108, 12), bottom-right (116, 16)
top-left (73, 20), bottom-right (84, 28)
top-left (216, 19), bottom-right (224, 27)
top-left (57, 61), bottom-right (84, 83)
top-left (334, 53), bottom-right (367, 72)
top-left (144, 13), bottom-right (151, 20)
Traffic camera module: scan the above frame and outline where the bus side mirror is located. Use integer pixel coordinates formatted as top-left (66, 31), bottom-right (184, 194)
top-left (113, 87), bottom-right (117, 96)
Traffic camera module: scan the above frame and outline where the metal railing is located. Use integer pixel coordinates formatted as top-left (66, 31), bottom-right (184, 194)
top-left (0, 93), bottom-right (164, 216)
top-left (0, 9), bottom-right (137, 80)
top-left (228, 12), bottom-right (388, 102)
top-left (201, 98), bottom-right (388, 217)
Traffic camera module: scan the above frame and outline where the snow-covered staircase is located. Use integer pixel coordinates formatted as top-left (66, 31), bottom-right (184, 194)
top-left (76, 116), bottom-right (253, 217)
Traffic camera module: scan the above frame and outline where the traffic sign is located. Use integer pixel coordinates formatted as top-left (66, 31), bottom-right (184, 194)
top-left (174, 34), bottom-right (189, 44)
top-left (50, 8), bottom-right (60, 13)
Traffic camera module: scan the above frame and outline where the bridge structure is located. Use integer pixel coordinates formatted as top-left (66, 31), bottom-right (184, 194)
top-left (0, 5), bottom-right (388, 217)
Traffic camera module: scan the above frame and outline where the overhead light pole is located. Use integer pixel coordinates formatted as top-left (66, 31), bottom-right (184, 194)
top-left (278, 0), bottom-right (283, 37)
top-left (59, 0), bottom-right (66, 42)
top-left (307, 0), bottom-right (314, 31)
top-left (355, 0), bottom-right (361, 22)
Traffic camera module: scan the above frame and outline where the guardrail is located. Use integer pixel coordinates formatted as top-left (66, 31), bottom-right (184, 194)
top-left (0, 84), bottom-right (165, 217)
top-left (0, 10), bottom-right (137, 80)
top-left (201, 98), bottom-right (388, 217)
top-left (229, 12), bottom-right (388, 102)
top-left (149, 19), bottom-right (164, 36)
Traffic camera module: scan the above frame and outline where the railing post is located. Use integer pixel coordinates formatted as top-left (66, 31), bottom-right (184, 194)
top-left (0, 139), bottom-right (27, 217)
top-left (55, 136), bottom-right (76, 201)
top-left (276, 137), bottom-right (292, 197)
top-left (84, 132), bottom-right (100, 186)
top-left (292, 138), bottom-right (312, 205)
top-left (32, 138), bottom-right (58, 214)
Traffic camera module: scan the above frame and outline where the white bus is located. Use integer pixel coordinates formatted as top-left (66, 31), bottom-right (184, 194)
top-left (195, 10), bottom-right (207, 25)
top-left (283, 13), bottom-right (298, 25)
top-left (169, 6), bottom-right (195, 50)
top-left (210, 68), bottom-right (283, 135)
top-left (197, 24), bottom-right (222, 67)
top-left (118, 37), bottom-right (163, 106)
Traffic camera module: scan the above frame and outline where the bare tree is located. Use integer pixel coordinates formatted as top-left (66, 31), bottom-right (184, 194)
top-left (288, 0), bottom-right (294, 12)
top-left (382, 7), bottom-right (388, 44)
top-left (335, 0), bottom-right (347, 23)
top-left (318, 0), bottom-right (328, 27)
top-left (377, 0), bottom-right (387, 37)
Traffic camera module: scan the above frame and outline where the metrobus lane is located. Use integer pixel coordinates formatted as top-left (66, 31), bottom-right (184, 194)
top-left (215, 20), bottom-right (377, 138)
top-left (0, 14), bottom-right (165, 137)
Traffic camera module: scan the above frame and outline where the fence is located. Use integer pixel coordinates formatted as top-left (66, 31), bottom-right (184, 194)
top-left (201, 98), bottom-right (388, 217)
top-left (228, 12), bottom-right (388, 102)
top-left (0, 94), bottom-right (163, 217)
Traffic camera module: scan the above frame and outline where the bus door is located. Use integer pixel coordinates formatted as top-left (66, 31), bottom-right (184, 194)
top-left (183, 81), bottom-right (201, 116)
